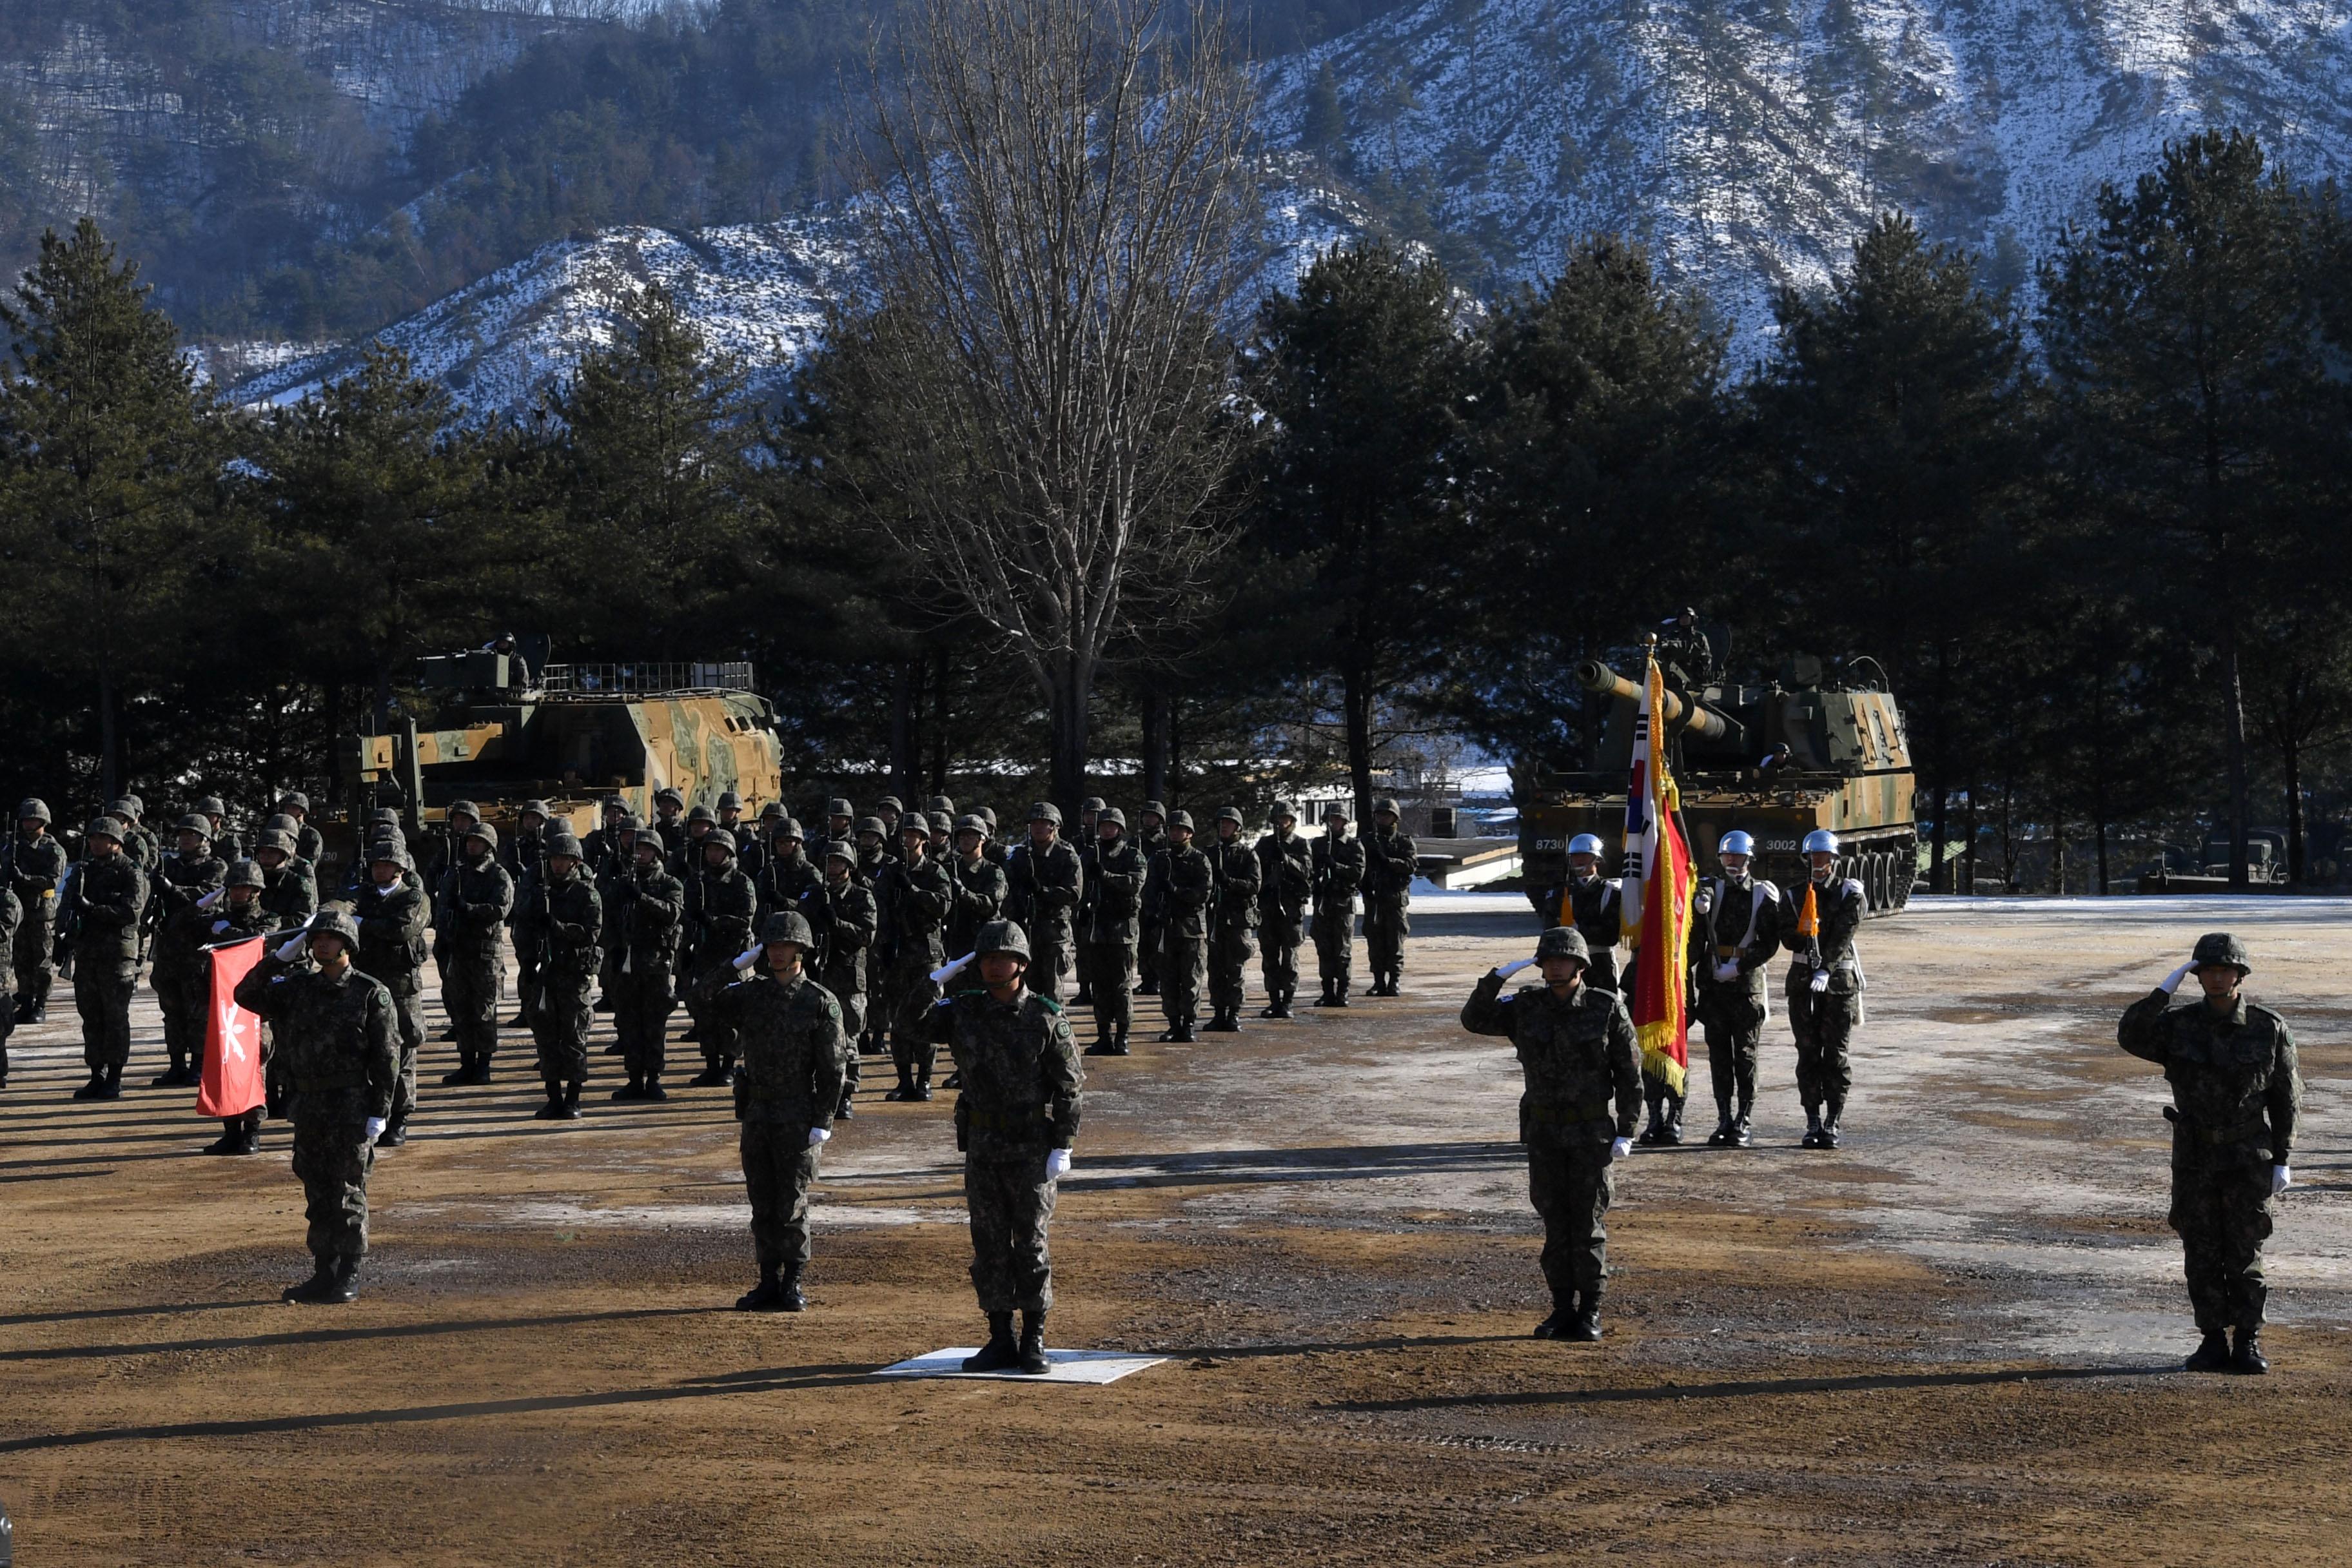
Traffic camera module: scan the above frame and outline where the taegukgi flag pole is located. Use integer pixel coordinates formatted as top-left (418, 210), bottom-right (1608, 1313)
top-left (1618, 649), bottom-right (1694, 1094)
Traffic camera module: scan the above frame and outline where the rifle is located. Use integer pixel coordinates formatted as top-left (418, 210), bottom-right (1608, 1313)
top-left (50, 861), bottom-right (81, 979)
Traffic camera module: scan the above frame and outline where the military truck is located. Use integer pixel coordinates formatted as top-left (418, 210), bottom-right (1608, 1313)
top-left (1516, 649), bottom-right (1918, 917)
top-left (322, 650), bottom-right (784, 881)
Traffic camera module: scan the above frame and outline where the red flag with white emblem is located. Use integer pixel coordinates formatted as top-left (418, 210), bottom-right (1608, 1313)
top-left (197, 934), bottom-right (269, 1118)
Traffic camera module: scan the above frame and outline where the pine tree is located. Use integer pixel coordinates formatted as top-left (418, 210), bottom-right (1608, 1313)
top-left (0, 218), bottom-right (226, 799)
top-left (2039, 130), bottom-right (2331, 887)
top-left (1750, 212), bottom-right (2039, 890)
top-left (1300, 63), bottom-right (1349, 164)
top-left (1251, 240), bottom-right (1471, 817)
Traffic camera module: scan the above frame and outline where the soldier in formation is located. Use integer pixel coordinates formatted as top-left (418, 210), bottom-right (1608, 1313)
top-left (683, 829), bottom-right (758, 1085)
top-left (1460, 927), bottom-right (1640, 1342)
top-left (0, 870), bottom-right (17, 1087)
top-left (1311, 803), bottom-right (1363, 1006)
top-left (1784, 828), bottom-right (1864, 1149)
top-left (8, 798), bottom-right (66, 1024)
top-left (698, 910), bottom-right (848, 1312)
top-left (920, 920), bottom-right (1081, 1374)
top-left (1255, 803), bottom-right (1312, 1019)
top-left (1202, 808), bottom-right (1260, 1032)
top-left (146, 816), bottom-right (228, 1086)
top-left (435, 821), bottom-right (514, 1087)
top-left (1690, 830), bottom-right (1781, 1148)
top-left (2119, 932), bottom-right (2301, 1373)
top-left (801, 841), bottom-right (876, 1119)
top-left (1147, 810), bottom-right (1211, 1043)
top-left (173, 860), bottom-right (282, 1155)
top-left (1006, 803), bottom-right (1083, 1005)
top-left (1079, 808), bottom-right (1142, 1056)
top-left (1360, 798), bottom-right (1416, 996)
top-left (70, 816), bottom-right (146, 1101)
top-left (235, 910), bottom-right (400, 1304)
top-left (605, 832), bottom-right (685, 1100)
top-left (1132, 802), bottom-right (1168, 997)
top-left (351, 841), bottom-right (429, 1146)
top-left (1072, 796), bottom-right (1106, 1006)
top-left (514, 827), bottom-right (602, 1119)
top-left (877, 817), bottom-right (950, 1101)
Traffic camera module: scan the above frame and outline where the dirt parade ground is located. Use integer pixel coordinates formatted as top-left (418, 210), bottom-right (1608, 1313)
top-left (1, 894), bottom-right (2347, 1565)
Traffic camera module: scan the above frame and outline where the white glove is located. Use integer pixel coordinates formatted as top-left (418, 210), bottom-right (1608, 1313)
top-left (1810, 970), bottom-right (1830, 994)
top-left (1692, 888), bottom-right (1712, 915)
top-left (2273, 1164), bottom-right (2291, 1196)
top-left (732, 945), bottom-right (761, 970)
top-left (2159, 961), bottom-right (2195, 994)
top-left (1713, 959), bottom-right (1740, 983)
top-left (807, 1126), bottom-right (831, 1147)
top-left (931, 952), bottom-right (976, 985)
top-left (1046, 1148), bottom-right (1072, 1179)
top-left (211, 919), bottom-right (230, 934)
top-left (274, 930), bottom-right (309, 962)
top-left (197, 887), bottom-right (224, 910)
top-left (1495, 958), bottom-right (1536, 978)
top-left (364, 1117), bottom-right (387, 1142)
top-left (1609, 1137), bottom-right (1632, 1159)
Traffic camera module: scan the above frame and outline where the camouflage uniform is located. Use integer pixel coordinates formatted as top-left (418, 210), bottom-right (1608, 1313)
top-left (1071, 798), bottom-right (1106, 1004)
top-left (1360, 807), bottom-right (1417, 995)
top-left (2119, 952), bottom-right (2300, 1351)
top-left (800, 850), bottom-right (877, 1112)
top-left (1146, 819), bottom-right (1213, 1039)
top-left (235, 936), bottom-right (400, 1285)
top-left (699, 952), bottom-right (847, 1287)
top-left (175, 874), bottom-right (281, 1151)
top-left (513, 851), bottom-right (602, 1112)
top-left (1692, 871), bottom-right (1783, 1142)
top-left (275, 794), bottom-right (327, 868)
top-left (1079, 812), bottom-right (1144, 1054)
top-left (683, 834), bottom-right (760, 1081)
top-left (1461, 941), bottom-right (1642, 1331)
top-left (1551, 875), bottom-right (1623, 994)
top-left (351, 854), bottom-right (430, 1137)
top-left (1204, 816), bottom-right (1261, 1030)
top-left (72, 830), bottom-right (148, 1092)
top-left (1133, 806), bottom-right (1170, 997)
top-left (1254, 812), bottom-right (1313, 1017)
top-left (919, 961), bottom-right (1083, 1315)
top-left (605, 849), bottom-right (685, 1095)
top-left (148, 828), bottom-right (229, 1083)
top-left (1311, 814), bottom-right (1365, 1004)
top-left (755, 829), bottom-right (823, 926)
top-left (945, 829), bottom-right (1011, 957)
top-left (1782, 870), bottom-right (1865, 1142)
top-left (0, 883), bottom-right (18, 1085)
top-left (875, 835), bottom-right (952, 1096)
top-left (437, 831), bottom-right (515, 1083)
top-left (6, 806), bottom-right (68, 1022)
top-left (1006, 810), bottom-right (1084, 1004)
top-left (503, 805), bottom-right (552, 1025)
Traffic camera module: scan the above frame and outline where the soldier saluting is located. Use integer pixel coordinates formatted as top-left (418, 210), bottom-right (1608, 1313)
top-left (1460, 927), bottom-right (1640, 1342)
top-left (2119, 932), bottom-right (2300, 1374)
top-left (919, 920), bottom-right (1082, 1374)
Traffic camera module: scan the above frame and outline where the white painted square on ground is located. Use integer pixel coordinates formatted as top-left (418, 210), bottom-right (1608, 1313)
top-left (873, 1348), bottom-right (1165, 1384)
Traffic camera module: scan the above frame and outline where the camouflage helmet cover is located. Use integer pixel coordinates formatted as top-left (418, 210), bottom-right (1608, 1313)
top-left (1214, 806), bottom-right (1244, 825)
top-left (1536, 926), bottom-right (1592, 965)
top-left (761, 910), bottom-right (816, 948)
top-left (1097, 807), bottom-right (1126, 830)
top-left (84, 816), bottom-right (124, 844)
top-left (175, 814), bottom-right (213, 838)
top-left (701, 828), bottom-right (737, 856)
top-left (1166, 810), bottom-right (1195, 832)
top-left (2191, 932), bottom-right (2250, 974)
top-left (309, 909), bottom-right (363, 952)
top-left (461, 821), bottom-right (500, 852)
top-left (1028, 801), bottom-right (1062, 825)
top-left (223, 859), bottom-right (266, 890)
top-left (975, 919), bottom-right (1031, 962)
top-left (15, 798), bottom-right (50, 823)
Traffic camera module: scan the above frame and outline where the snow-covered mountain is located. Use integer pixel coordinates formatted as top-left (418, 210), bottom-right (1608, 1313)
top-left (223, 0), bottom-right (2352, 411)
top-left (221, 162), bottom-right (1377, 418)
top-left (1261, 0), bottom-right (2352, 333)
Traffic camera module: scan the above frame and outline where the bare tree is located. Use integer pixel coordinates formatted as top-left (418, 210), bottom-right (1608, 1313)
top-left (845, 0), bottom-right (1258, 807)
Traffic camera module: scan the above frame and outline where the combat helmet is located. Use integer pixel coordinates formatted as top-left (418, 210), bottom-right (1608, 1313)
top-left (701, 828), bottom-right (738, 857)
top-left (926, 794), bottom-right (956, 815)
top-left (460, 821), bottom-right (500, 854)
top-left (772, 817), bottom-right (805, 843)
top-left (544, 828), bottom-right (583, 861)
top-left (1079, 796), bottom-right (1107, 814)
top-left (718, 791), bottom-right (744, 812)
top-left (264, 813), bottom-right (301, 836)
top-left (256, 828), bottom-right (295, 858)
top-left (975, 919), bottom-right (1031, 963)
top-left (84, 816), bottom-right (124, 845)
top-left (276, 791), bottom-right (311, 813)
top-left (1536, 927), bottom-right (1592, 966)
top-left (223, 859), bottom-right (266, 890)
top-left (308, 909), bottom-right (362, 954)
top-left (955, 814), bottom-right (990, 838)
top-left (1028, 801), bottom-right (1062, 825)
top-left (827, 797), bottom-right (856, 819)
top-left (822, 839), bottom-right (856, 867)
top-left (2192, 932), bottom-right (2250, 975)
top-left (1270, 800), bottom-right (1298, 823)
top-left (447, 799), bottom-right (482, 826)
top-left (1098, 807), bottom-right (1127, 831)
top-left (1166, 809), bottom-right (1195, 833)
top-left (1214, 806), bottom-right (1244, 826)
top-left (175, 814), bottom-right (213, 841)
top-left (15, 798), bottom-right (49, 825)
top-left (856, 816), bottom-right (887, 840)
top-left (760, 910), bottom-right (815, 948)
top-left (1373, 797), bottom-right (1401, 818)
top-left (686, 803), bottom-right (716, 827)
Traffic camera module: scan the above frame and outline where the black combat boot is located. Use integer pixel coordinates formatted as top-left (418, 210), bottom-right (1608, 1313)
top-left (201, 1119), bottom-right (247, 1155)
top-left (736, 1268), bottom-right (785, 1311)
top-left (282, 1258), bottom-right (335, 1304)
top-left (963, 1311), bottom-right (1018, 1371)
top-left (642, 1074), bottom-right (667, 1102)
top-left (151, 1054), bottom-right (189, 1088)
top-left (561, 1081), bottom-right (583, 1119)
top-left (1638, 1099), bottom-right (1667, 1146)
top-left (1110, 1029), bottom-right (1131, 1056)
top-left (1732, 1110), bottom-right (1754, 1148)
top-left (1800, 1106), bottom-right (1824, 1148)
top-left (602, 1039), bottom-right (625, 1055)
top-left (909, 1070), bottom-right (933, 1103)
top-left (1663, 1097), bottom-right (1685, 1145)
top-left (2230, 1328), bottom-right (2268, 1375)
top-left (778, 1265), bottom-right (806, 1312)
top-left (375, 1115), bottom-right (408, 1148)
top-left (611, 1074), bottom-right (647, 1101)
top-left (1161, 1019), bottom-right (1195, 1043)
top-left (1313, 981), bottom-right (1337, 1007)
top-left (689, 1059), bottom-right (730, 1087)
top-left (835, 1084), bottom-right (856, 1118)
top-left (1565, 1293), bottom-right (1602, 1342)
top-left (1017, 1309), bottom-right (1049, 1374)
top-left (72, 1070), bottom-right (108, 1100)
top-left (1269, 990), bottom-right (1294, 1019)
top-left (941, 1071), bottom-right (963, 1088)
top-left (93, 1064), bottom-right (122, 1100)
top-left (2184, 1329), bottom-right (2232, 1372)
top-left (1531, 1296), bottom-right (1574, 1339)
top-left (1819, 1098), bottom-right (1844, 1150)
top-left (884, 1066), bottom-right (919, 1102)
top-left (1706, 1104), bottom-right (1738, 1147)
top-left (532, 1081), bottom-right (567, 1120)
top-left (1084, 1034), bottom-right (1121, 1056)
top-left (1202, 1009), bottom-right (1237, 1034)
top-left (266, 1083), bottom-right (288, 1118)
top-left (440, 1055), bottom-right (476, 1086)
top-left (320, 1255), bottom-right (362, 1304)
